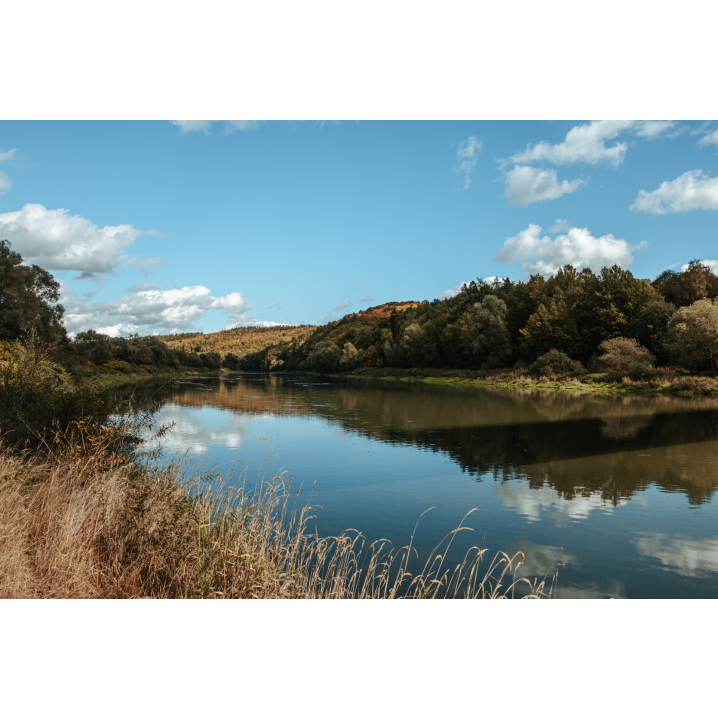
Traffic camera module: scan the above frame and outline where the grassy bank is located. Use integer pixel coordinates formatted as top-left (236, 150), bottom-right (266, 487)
top-left (326, 366), bottom-right (718, 396)
top-left (66, 363), bottom-right (232, 392)
top-left (0, 444), bottom-right (552, 598)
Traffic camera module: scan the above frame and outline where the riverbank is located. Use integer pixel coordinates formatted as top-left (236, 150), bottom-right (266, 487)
top-left (66, 364), bottom-right (233, 392)
top-left (0, 443), bottom-right (546, 598)
top-left (325, 366), bottom-right (718, 396)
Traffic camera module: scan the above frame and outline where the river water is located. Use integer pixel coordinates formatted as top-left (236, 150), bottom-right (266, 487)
top-left (143, 373), bottom-right (718, 598)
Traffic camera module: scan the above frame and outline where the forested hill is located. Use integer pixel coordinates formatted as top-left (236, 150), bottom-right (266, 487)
top-left (237, 262), bottom-right (718, 376)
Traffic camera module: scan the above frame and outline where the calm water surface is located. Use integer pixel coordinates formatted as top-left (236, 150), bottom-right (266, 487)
top-left (145, 374), bottom-right (718, 598)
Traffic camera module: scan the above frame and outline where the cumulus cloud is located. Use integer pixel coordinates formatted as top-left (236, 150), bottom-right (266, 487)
top-left (510, 120), bottom-right (673, 167)
top-left (455, 136), bottom-right (481, 189)
top-left (0, 203), bottom-right (150, 279)
top-left (170, 120), bottom-right (260, 135)
top-left (697, 128), bottom-right (718, 148)
top-left (631, 170), bottom-right (718, 213)
top-left (505, 166), bottom-right (585, 205)
top-left (494, 223), bottom-right (647, 277)
top-left (60, 283), bottom-right (273, 336)
top-left (335, 301), bottom-right (351, 312)
top-left (0, 148), bottom-right (16, 163)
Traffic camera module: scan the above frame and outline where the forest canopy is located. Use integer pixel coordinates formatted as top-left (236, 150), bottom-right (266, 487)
top-left (240, 262), bottom-right (718, 376)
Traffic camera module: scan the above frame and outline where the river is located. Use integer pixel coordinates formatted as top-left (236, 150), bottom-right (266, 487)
top-left (141, 373), bottom-right (718, 598)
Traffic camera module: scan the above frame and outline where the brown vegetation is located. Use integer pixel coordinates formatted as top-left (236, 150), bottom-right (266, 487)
top-left (0, 444), bottom-right (552, 599)
top-left (160, 325), bottom-right (316, 361)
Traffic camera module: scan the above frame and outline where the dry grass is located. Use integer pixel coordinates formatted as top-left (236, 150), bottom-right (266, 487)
top-left (0, 443), bottom-right (554, 599)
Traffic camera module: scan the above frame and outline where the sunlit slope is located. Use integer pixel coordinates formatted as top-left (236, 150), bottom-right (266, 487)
top-left (158, 325), bottom-right (316, 359)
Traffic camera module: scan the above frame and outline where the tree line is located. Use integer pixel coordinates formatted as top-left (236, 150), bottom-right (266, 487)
top-left (3, 236), bottom-right (718, 379)
top-left (240, 261), bottom-right (718, 377)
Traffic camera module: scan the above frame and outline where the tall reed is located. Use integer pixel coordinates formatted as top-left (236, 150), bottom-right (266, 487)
top-left (0, 440), bottom-right (555, 599)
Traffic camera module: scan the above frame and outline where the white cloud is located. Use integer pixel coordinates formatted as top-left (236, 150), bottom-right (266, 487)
top-left (547, 218), bottom-right (570, 233)
top-left (0, 148), bottom-right (15, 194)
top-left (0, 203), bottom-right (148, 278)
top-left (504, 166), bottom-right (585, 205)
top-left (494, 223), bottom-right (647, 277)
top-left (634, 120), bottom-right (676, 138)
top-left (697, 128), bottom-right (718, 148)
top-left (224, 121), bottom-right (261, 133)
top-left (631, 170), bottom-right (718, 214)
top-left (438, 281), bottom-right (468, 300)
top-left (170, 120), bottom-right (260, 135)
top-left (126, 283), bottom-right (158, 293)
top-left (510, 120), bottom-right (673, 167)
top-left (170, 121), bottom-right (213, 134)
top-left (335, 301), bottom-right (351, 312)
top-left (137, 256), bottom-right (166, 277)
top-left (681, 259), bottom-right (718, 273)
top-left (60, 283), bottom-right (272, 336)
top-left (456, 136), bottom-right (481, 189)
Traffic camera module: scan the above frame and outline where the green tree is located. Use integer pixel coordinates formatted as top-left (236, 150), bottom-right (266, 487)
top-left (627, 297), bottom-right (676, 361)
top-left (653, 261), bottom-right (718, 308)
top-left (0, 239), bottom-right (65, 344)
top-left (473, 295), bottom-right (512, 368)
top-left (309, 340), bottom-right (342, 372)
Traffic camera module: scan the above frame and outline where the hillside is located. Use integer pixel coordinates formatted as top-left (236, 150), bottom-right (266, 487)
top-left (158, 324), bottom-right (316, 359)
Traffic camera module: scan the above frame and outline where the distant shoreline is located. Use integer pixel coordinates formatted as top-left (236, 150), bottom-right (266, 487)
top-left (319, 367), bottom-right (718, 397)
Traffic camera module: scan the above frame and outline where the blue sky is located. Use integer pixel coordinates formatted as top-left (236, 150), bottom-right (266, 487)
top-left (1, 119), bottom-right (717, 336)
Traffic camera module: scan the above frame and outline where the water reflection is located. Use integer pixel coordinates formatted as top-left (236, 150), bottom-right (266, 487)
top-left (494, 481), bottom-right (630, 523)
top-left (632, 534), bottom-right (718, 577)
top-left (136, 375), bottom-right (718, 506)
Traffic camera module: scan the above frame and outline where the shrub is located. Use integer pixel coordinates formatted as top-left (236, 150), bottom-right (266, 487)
top-left (103, 360), bottom-right (133, 374)
top-left (594, 337), bottom-right (655, 375)
top-left (0, 340), bottom-right (146, 452)
top-left (529, 349), bottom-right (583, 378)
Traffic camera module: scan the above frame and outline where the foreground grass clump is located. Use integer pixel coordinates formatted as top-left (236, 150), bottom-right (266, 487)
top-left (0, 444), bottom-right (553, 599)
